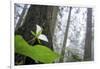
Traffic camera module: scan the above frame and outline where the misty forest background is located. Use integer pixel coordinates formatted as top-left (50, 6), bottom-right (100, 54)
top-left (14, 4), bottom-right (94, 65)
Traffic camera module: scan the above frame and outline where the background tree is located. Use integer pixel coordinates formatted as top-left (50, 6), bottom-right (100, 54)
top-left (59, 7), bottom-right (72, 62)
top-left (84, 8), bottom-right (93, 61)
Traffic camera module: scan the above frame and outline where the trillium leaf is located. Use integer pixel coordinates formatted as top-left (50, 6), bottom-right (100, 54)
top-left (31, 45), bottom-right (59, 63)
top-left (38, 34), bottom-right (48, 42)
top-left (15, 35), bottom-right (59, 63)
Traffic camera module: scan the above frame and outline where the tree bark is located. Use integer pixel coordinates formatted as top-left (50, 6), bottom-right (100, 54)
top-left (84, 8), bottom-right (93, 61)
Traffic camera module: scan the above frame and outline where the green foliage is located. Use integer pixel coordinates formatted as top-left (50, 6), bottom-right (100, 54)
top-left (71, 54), bottom-right (82, 61)
top-left (65, 48), bottom-right (82, 62)
top-left (31, 31), bottom-right (41, 44)
top-left (15, 35), bottom-right (59, 63)
top-left (31, 31), bottom-right (36, 36)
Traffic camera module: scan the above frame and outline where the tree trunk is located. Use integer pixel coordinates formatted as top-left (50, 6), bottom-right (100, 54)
top-left (15, 4), bottom-right (28, 31)
top-left (59, 7), bottom-right (72, 62)
top-left (84, 8), bottom-right (93, 61)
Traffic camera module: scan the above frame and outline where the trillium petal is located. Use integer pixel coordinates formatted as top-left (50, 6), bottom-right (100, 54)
top-left (38, 34), bottom-right (48, 42)
top-left (36, 24), bottom-right (42, 34)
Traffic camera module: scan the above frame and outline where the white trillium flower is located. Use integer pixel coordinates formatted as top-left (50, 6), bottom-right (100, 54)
top-left (36, 24), bottom-right (42, 34)
top-left (36, 24), bottom-right (48, 42)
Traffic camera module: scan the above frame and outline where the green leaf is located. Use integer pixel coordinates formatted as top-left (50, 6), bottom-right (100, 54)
top-left (31, 31), bottom-right (36, 36)
top-left (31, 45), bottom-right (59, 63)
top-left (15, 35), bottom-right (59, 63)
top-left (72, 54), bottom-right (82, 61)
